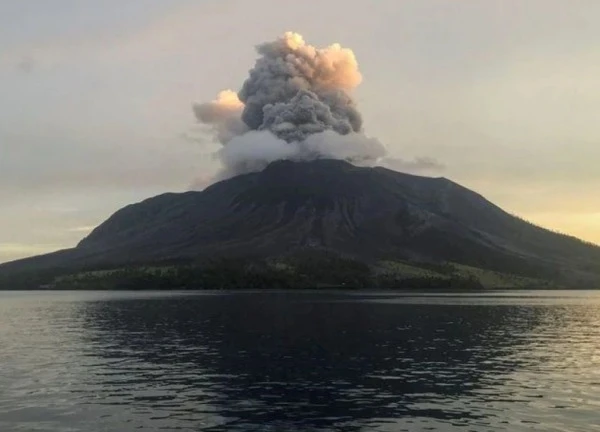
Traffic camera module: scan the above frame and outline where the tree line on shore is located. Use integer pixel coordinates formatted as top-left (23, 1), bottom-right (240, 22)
top-left (0, 253), bottom-right (486, 291)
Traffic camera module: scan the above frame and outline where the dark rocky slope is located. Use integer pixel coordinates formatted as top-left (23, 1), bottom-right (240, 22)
top-left (1, 159), bottom-right (599, 284)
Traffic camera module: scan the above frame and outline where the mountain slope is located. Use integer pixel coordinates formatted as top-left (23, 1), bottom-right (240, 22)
top-left (1, 159), bottom-right (599, 284)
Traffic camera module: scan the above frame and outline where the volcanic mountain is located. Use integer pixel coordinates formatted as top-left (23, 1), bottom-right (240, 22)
top-left (1, 159), bottom-right (599, 286)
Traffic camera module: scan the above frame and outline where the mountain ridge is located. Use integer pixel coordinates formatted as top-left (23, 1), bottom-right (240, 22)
top-left (1, 159), bottom-right (599, 287)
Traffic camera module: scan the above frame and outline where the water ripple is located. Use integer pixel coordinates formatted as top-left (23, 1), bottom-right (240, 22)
top-left (0, 290), bottom-right (599, 431)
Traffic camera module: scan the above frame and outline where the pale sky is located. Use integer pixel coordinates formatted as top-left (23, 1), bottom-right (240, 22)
top-left (1, 0), bottom-right (599, 263)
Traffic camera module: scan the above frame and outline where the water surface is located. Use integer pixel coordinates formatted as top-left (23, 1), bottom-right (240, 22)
top-left (0, 290), bottom-right (599, 431)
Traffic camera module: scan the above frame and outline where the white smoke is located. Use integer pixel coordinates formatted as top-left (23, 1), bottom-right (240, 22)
top-left (215, 131), bottom-right (297, 181)
top-left (214, 129), bottom-right (388, 180)
top-left (193, 32), bottom-right (387, 178)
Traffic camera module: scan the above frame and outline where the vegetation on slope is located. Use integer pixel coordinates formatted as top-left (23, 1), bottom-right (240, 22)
top-left (0, 251), bottom-right (567, 291)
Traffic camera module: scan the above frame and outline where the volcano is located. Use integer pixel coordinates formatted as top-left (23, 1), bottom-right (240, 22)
top-left (1, 159), bottom-right (599, 287)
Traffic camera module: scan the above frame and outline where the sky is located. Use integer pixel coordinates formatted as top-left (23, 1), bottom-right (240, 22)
top-left (1, 0), bottom-right (599, 263)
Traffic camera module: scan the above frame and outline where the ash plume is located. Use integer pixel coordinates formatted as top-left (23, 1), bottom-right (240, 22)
top-left (193, 90), bottom-right (248, 144)
top-left (193, 32), bottom-right (386, 178)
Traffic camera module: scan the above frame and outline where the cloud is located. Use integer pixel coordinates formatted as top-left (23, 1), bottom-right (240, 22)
top-left (0, 131), bottom-right (203, 197)
top-left (0, 243), bottom-right (66, 263)
top-left (66, 226), bottom-right (96, 233)
top-left (0, 1), bottom-right (240, 71)
top-left (16, 56), bottom-right (34, 74)
top-left (380, 157), bottom-right (445, 174)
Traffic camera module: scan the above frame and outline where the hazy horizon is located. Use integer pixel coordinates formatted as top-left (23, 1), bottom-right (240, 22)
top-left (1, 0), bottom-right (599, 263)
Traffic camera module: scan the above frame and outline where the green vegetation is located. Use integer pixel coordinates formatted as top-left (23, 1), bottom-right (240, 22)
top-left (0, 251), bottom-right (562, 291)
top-left (448, 264), bottom-right (556, 289)
top-left (375, 260), bottom-right (561, 289)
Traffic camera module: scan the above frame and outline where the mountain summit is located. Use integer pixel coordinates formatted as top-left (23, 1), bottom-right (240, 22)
top-left (1, 159), bottom-right (599, 286)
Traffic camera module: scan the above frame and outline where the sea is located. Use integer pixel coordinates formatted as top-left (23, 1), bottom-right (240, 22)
top-left (0, 290), bottom-right (599, 431)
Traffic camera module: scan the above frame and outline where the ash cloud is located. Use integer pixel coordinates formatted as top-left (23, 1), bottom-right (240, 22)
top-left (192, 32), bottom-right (385, 178)
top-left (192, 32), bottom-right (439, 180)
top-left (192, 90), bottom-right (248, 144)
top-left (237, 32), bottom-right (363, 141)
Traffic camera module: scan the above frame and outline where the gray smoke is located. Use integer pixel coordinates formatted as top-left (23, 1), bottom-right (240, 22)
top-left (193, 32), bottom-right (386, 177)
top-left (192, 32), bottom-right (443, 181)
top-left (237, 32), bottom-right (363, 141)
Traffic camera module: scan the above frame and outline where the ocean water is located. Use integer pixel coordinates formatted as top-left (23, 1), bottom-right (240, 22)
top-left (0, 290), bottom-right (599, 431)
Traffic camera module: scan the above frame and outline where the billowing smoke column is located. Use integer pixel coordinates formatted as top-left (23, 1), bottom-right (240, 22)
top-left (193, 32), bottom-right (386, 178)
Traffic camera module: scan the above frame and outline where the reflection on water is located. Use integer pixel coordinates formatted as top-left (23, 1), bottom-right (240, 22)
top-left (0, 290), bottom-right (599, 431)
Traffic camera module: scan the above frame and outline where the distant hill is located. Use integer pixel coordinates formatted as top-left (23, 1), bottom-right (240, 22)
top-left (1, 159), bottom-right (599, 288)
